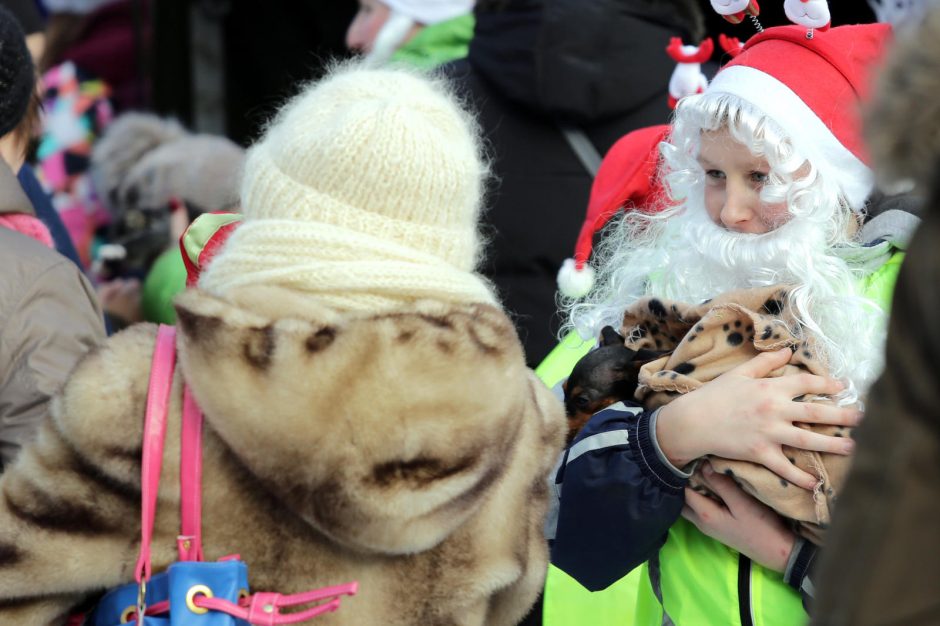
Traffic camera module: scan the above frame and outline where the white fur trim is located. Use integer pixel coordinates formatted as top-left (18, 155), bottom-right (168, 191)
top-left (708, 65), bottom-right (873, 210)
top-left (382, 0), bottom-right (473, 24)
top-left (557, 258), bottom-right (596, 299)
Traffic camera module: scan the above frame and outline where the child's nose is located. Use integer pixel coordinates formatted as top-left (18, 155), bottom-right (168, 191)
top-left (719, 183), bottom-right (757, 230)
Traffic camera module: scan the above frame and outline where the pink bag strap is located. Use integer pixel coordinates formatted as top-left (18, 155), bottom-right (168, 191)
top-left (134, 324), bottom-right (178, 585)
top-left (194, 583), bottom-right (359, 625)
top-left (177, 384), bottom-right (205, 561)
top-left (130, 325), bottom-right (359, 623)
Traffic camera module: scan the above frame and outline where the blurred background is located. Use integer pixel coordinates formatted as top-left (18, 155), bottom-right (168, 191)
top-left (3, 0), bottom-right (903, 359)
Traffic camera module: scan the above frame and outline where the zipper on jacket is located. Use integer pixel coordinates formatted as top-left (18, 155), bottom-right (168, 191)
top-left (737, 554), bottom-right (754, 626)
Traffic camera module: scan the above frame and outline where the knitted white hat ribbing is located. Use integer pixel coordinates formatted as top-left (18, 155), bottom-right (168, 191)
top-left (383, 0), bottom-right (474, 24)
top-left (199, 62), bottom-right (497, 312)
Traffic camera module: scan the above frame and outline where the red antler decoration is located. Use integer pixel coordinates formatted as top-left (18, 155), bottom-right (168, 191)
top-left (718, 34), bottom-right (745, 58)
top-left (665, 37), bottom-right (715, 64)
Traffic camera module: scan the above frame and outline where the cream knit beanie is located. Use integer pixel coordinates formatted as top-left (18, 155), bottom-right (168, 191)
top-left (199, 62), bottom-right (497, 313)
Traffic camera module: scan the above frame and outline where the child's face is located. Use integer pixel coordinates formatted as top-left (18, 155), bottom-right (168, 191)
top-left (697, 128), bottom-right (790, 234)
top-left (346, 0), bottom-right (391, 54)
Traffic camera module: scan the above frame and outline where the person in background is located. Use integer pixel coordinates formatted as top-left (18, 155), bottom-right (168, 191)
top-left (90, 111), bottom-right (244, 327)
top-left (346, 0), bottom-right (474, 67)
top-left (0, 61), bottom-right (565, 625)
top-left (443, 0), bottom-right (702, 367)
top-left (0, 0), bottom-right (86, 269)
top-left (0, 4), bottom-right (104, 469)
top-left (548, 22), bottom-right (916, 625)
top-left (810, 6), bottom-right (940, 624)
top-left (40, 0), bottom-right (149, 112)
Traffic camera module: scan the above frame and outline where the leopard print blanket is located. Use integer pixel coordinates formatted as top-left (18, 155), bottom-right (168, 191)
top-left (621, 285), bottom-right (854, 545)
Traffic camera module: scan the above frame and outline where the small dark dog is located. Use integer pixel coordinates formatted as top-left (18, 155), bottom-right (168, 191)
top-left (562, 326), bottom-right (663, 444)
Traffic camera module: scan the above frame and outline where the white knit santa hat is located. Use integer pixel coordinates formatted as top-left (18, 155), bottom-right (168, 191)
top-left (199, 62), bottom-right (497, 312)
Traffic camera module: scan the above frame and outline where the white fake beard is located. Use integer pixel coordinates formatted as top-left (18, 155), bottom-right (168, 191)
top-left (647, 197), bottom-right (829, 302)
top-left (572, 197), bottom-right (885, 397)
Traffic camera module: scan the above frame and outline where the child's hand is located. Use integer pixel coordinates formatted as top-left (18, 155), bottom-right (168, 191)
top-left (682, 463), bottom-right (795, 572)
top-left (657, 348), bottom-right (860, 490)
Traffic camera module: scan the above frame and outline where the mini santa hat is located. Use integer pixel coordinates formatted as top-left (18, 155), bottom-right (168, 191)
top-left (707, 23), bottom-right (891, 211)
top-left (557, 125), bottom-right (670, 298)
top-left (180, 212), bottom-right (243, 287)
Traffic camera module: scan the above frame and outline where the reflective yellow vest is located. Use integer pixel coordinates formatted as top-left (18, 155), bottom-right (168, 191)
top-left (539, 253), bottom-right (904, 626)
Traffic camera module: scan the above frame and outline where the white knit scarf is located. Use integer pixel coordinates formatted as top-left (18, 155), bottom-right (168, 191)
top-left (199, 219), bottom-right (498, 312)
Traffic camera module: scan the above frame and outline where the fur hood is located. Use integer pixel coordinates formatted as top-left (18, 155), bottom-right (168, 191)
top-left (0, 287), bottom-right (565, 624)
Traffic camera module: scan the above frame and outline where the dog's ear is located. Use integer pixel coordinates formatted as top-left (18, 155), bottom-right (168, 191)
top-left (599, 325), bottom-right (625, 347)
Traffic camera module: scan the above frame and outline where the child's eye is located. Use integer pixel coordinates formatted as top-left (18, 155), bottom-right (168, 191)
top-left (750, 171), bottom-right (769, 184)
top-left (705, 169), bottom-right (725, 180)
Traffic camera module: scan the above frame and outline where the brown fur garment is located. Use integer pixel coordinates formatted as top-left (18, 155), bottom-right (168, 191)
top-left (0, 285), bottom-right (565, 625)
top-left (864, 6), bottom-right (940, 191)
top-left (621, 285), bottom-right (854, 545)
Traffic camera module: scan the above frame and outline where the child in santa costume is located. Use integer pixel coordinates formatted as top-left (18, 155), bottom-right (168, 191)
top-left (546, 22), bottom-right (921, 625)
top-left (0, 62), bottom-right (565, 625)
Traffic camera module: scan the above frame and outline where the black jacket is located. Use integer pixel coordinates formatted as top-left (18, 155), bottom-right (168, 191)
top-left (442, 0), bottom-right (700, 366)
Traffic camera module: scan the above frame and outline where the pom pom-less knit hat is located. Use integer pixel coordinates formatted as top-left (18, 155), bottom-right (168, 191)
top-left (0, 5), bottom-right (36, 138)
top-left (199, 63), bottom-right (497, 313)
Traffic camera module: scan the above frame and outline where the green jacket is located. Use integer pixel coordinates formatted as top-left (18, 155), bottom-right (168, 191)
top-left (540, 253), bottom-right (904, 626)
top-left (141, 247), bottom-right (188, 324)
top-left (390, 14), bottom-right (474, 69)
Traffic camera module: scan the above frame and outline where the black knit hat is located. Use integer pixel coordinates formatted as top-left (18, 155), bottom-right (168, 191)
top-left (0, 4), bottom-right (35, 138)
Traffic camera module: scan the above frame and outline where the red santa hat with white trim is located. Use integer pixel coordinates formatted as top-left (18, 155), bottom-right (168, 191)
top-left (709, 22), bottom-right (890, 212)
top-left (557, 125), bottom-right (670, 298)
top-left (558, 22), bottom-right (892, 299)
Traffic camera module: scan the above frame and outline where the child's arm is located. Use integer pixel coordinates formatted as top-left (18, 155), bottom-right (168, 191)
top-left (549, 402), bottom-right (688, 590)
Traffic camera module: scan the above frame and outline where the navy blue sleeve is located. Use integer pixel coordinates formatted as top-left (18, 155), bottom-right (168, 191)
top-left (18, 164), bottom-right (84, 271)
top-left (548, 402), bottom-right (688, 591)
